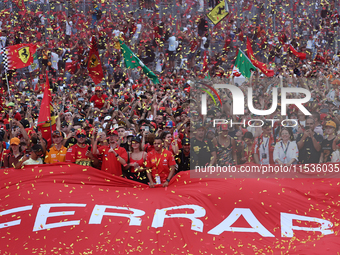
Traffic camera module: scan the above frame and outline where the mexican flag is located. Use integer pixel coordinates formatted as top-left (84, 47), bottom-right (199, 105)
top-left (234, 49), bottom-right (256, 79)
top-left (119, 39), bottom-right (160, 84)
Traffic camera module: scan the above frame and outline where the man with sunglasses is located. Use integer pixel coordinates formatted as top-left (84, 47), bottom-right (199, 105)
top-left (15, 144), bottom-right (44, 168)
top-left (65, 129), bottom-right (99, 167)
top-left (92, 129), bottom-right (128, 176)
top-left (45, 130), bottom-right (67, 164)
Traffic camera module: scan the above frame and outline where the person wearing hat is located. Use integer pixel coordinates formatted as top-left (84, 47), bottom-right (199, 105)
top-left (146, 136), bottom-right (176, 188)
top-left (124, 136), bottom-right (148, 184)
top-left (3, 137), bottom-right (24, 168)
top-left (65, 129), bottom-right (99, 167)
top-left (15, 144), bottom-right (44, 168)
top-left (191, 123), bottom-right (216, 167)
top-left (45, 130), bottom-right (67, 164)
top-left (175, 138), bottom-right (193, 172)
top-left (90, 86), bottom-right (108, 109)
top-left (319, 120), bottom-right (337, 163)
top-left (93, 129), bottom-right (128, 176)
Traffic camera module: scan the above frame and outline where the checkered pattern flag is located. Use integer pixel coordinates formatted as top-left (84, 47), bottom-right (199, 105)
top-left (1, 48), bottom-right (9, 71)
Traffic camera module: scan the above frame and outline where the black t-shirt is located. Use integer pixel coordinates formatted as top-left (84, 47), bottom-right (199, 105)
top-left (191, 137), bottom-right (216, 167)
top-left (113, 71), bottom-right (126, 88)
top-left (321, 137), bottom-right (335, 163)
top-left (296, 133), bottom-right (323, 164)
top-left (175, 150), bottom-right (191, 172)
top-left (120, 142), bottom-right (129, 152)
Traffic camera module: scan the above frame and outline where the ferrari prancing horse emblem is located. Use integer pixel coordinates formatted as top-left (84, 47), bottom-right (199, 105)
top-left (18, 47), bottom-right (30, 64)
top-left (89, 54), bottom-right (99, 68)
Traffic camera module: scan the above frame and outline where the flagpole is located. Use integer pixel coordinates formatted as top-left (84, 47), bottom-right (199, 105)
top-left (4, 69), bottom-right (10, 96)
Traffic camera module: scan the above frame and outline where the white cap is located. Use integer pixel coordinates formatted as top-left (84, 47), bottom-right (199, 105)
top-left (104, 116), bottom-right (111, 121)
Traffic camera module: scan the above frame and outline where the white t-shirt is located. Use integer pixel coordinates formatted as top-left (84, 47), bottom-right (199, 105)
top-left (113, 29), bottom-right (122, 37)
top-left (133, 24), bottom-right (142, 40)
top-left (0, 36), bottom-right (6, 48)
top-left (155, 58), bottom-right (164, 73)
top-left (257, 136), bottom-right (270, 164)
top-left (168, 36), bottom-right (178, 52)
top-left (66, 21), bottom-right (72, 36)
top-left (201, 36), bottom-right (207, 50)
top-left (22, 157), bottom-right (44, 166)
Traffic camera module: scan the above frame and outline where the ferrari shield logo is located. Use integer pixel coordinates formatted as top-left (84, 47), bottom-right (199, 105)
top-left (89, 54), bottom-right (99, 68)
top-left (18, 47), bottom-right (30, 64)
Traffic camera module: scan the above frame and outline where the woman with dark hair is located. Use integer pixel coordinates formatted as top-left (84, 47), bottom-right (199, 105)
top-left (160, 131), bottom-right (179, 155)
top-left (124, 136), bottom-right (148, 184)
top-left (4, 137), bottom-right (24, 168)
top-left (273, 127), bottom-right (298, 166)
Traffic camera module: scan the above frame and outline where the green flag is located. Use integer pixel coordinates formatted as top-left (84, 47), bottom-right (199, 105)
top-left (119, 40), bottom-right (160, 84)
top-left (234, 49), bottom-right (256, 79)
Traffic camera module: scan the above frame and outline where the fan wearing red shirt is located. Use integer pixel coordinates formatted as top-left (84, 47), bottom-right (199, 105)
top-left (90, 86), bottom-right (108, 109)
top-left (146, 137), bottom-right (176, 188)
top-left (93, 129), bottom-right (128, 176)
top-left (65, 129), bottom-right (99, 167)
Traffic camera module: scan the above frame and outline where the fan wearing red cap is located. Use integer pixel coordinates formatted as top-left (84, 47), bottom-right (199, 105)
top-left (65, 129), bottom-right (99, 167)
top-left (92, 129), bottom-right (128, 176)
top-left (90, 86), bottom-right (108, 109)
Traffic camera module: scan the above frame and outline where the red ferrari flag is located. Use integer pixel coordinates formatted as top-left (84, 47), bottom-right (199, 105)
top-left (289, 45), bottom-right (306, 60)
top-left (13, 0), bottom-right (26, 11)
top-left (2, 43), bottom-right (37, 70)
top-left (246, 37), bottom-right (274, 77)
top-left (87, 36), bottom-right (104, 85)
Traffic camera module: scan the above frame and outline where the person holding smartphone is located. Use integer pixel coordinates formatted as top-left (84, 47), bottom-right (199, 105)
top-left (93, 129), bottom-right (128, 176)
top-left (15, 144), bottom-right (44, 168)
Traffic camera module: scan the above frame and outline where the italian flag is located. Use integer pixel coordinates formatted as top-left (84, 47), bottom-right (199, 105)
top-left (233, 49), bottom-right (256, 79)
top-left (28, 52), bottom-right (39, 72)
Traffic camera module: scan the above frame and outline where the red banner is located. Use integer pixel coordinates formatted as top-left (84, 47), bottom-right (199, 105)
top-left (289, 44), bottom-right (307, 60)
top-left (0, 163), bottom-right (339, 254)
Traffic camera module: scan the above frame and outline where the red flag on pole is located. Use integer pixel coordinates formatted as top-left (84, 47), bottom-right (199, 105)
top-left (13, 0), bottom-right (26, 11)
top-left (37, 72), bottom-right (52, 127)
top-left (37, 72), bottom-right (56, 148)
top-left (289, 45), bottom-right (307, 60)
top-left (3, 43), bottom-right (37, 70)
top-left (87, 36), bottom-right (104, 85)
top-left (246, 37), bottom-right (274, 77)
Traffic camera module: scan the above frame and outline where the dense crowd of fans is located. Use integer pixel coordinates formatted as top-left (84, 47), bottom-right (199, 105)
top-left (1, 0), bottom-right (340, 187)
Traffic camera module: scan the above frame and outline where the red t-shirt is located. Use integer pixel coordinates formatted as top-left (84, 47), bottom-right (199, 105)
top-left (146, 149), bottom-right (176, 183)
top-left (90, 94), bottom-right (108, 109)
top-left (65, 144), bottom-right (92, 166)
top-left (98, 146), bottom-right (128, 176)
top-left (189, 39), bottom-right (199, 53)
